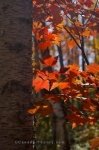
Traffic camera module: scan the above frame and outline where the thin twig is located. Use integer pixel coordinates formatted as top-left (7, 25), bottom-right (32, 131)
top-left (55, 0), bottom-right (81, 38)
top-left (64, 26), bottom-right (81, 49)
top-left (85, 0), bottom-right (99, 26)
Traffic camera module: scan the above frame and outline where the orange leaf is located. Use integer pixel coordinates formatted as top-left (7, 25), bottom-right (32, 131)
top-left (67, 64), bottom-right (79, 76)
top-left (58, 82), bottom-right (69, 90)
top-left (82, 29), bottom-right (90, 37)
top-left (27, 106), bottom-right (40, 115)
top-left (87, 63), bottom-right (99, 74)
top-left (33, 77), bottom-right (44, 92)
top-left (42, 80), bottom-right (50, 91)
top-left (37, 71), bottom-right (47, 80)
top-left (69, 64), bottom-right (79, 70)
top-left (72, 122), bottom-right (77, 129)
top-left (41, 56), bottom-right (58, 67)
top-left (33, 77), bottom-right (50, 92)
top-left (33, 21), bottom-right (42, 29)
top-left (47, 72), bottom-right (58, 81)
top-left (28, 101), bottom-right (53, 116)
top-left (50, 82), bottom-right (69, 90)
top-left (50, 82), bottom-right (59, 91)
top-left (67, 39), bottom-right (76, 49)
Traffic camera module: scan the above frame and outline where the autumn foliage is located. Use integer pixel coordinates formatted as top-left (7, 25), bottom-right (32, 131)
top-left (29, 54), bottom-right (99, 127)
top-left (29, 0), bottom-right (99, 149)
top-left (30, 0), bottom-right (99, 126)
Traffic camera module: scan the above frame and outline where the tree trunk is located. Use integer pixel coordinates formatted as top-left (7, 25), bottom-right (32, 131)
top-left (0, 0), bottom-right (33, 150)
top-left (52, 102), bottom-right (70, 150)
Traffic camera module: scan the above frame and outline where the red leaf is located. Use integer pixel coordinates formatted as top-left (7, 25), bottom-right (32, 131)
top-left (82, 99), bottom-right (96, 112)
top-left (78, 0), bottom-right (93, 7)
top-left (38, 41), bottom-right (51, 51)
top-left (66, 113), bottom-right (86, 128)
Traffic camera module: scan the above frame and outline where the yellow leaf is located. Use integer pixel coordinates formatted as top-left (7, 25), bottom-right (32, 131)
top-left (56, 22), bottom-right (64, 30)
top-left (82, 29), bottom-right (90, 37)
top-left (33, 21), bottom-right (42, 29)
top-left (94, 37), bottom-right (99, 50)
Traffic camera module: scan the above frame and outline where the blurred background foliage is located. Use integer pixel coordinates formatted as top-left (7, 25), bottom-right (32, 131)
top-left (35, 115), bottom-right (99, 150)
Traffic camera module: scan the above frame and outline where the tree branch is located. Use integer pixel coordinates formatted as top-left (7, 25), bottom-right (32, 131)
top-left (85, 0), bottom-right (99, 26)
top-left (64, 26), bottom-right (81, 49)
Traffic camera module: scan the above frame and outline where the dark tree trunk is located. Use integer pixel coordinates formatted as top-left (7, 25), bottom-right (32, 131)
top-left (0, 0), bottom-right (33, 149)
top-left (57, 45), bottom-right (64, 68)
